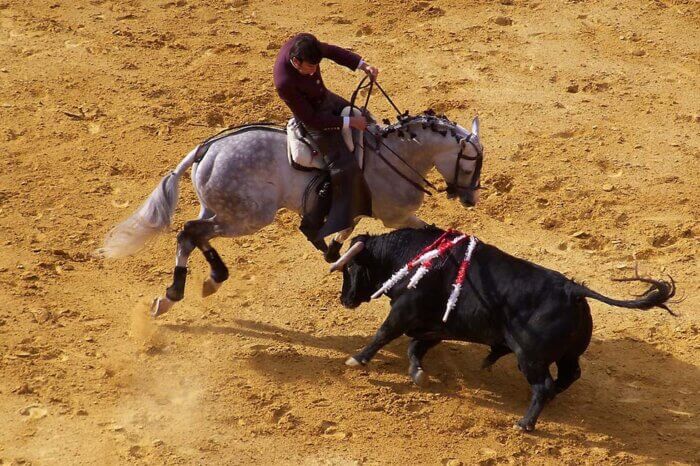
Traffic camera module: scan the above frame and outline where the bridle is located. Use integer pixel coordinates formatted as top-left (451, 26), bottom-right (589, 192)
top-left (349, 76), bottom-right (482, 197)
top-left (446, 133), bottom-right (483, 197)
top-left (350, 76), bottom-right (436, 196)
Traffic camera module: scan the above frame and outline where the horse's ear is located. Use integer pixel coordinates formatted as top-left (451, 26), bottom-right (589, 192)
top-left (471, 116), bottom-right (480, 137)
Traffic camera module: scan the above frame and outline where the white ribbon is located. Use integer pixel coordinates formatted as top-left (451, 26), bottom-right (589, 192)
top-left (371, 235), bottom-right (467, 298)
top-left (442, 236), bottom-right (478, 322)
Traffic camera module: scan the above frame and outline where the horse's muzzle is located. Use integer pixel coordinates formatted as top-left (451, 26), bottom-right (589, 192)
top-left (459, 189), bottom-right (479, 207)
top-left (445, 185), bottom-right (479, 207)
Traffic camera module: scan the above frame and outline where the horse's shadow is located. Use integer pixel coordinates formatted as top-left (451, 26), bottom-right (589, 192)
top-left (161, 318), bottom-right (699, 463)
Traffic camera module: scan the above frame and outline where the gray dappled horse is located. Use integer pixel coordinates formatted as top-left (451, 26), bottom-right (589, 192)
top-left (101, 112), bottom-right (484, 317)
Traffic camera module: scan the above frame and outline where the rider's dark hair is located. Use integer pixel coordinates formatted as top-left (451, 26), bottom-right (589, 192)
top-left (289, 33), bottom-right (322, 65)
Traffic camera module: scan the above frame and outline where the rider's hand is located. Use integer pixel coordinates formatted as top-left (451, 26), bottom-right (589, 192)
top-left (359, 62), bottom-right (379, 82)
top-left (349, 116), bottom-right (368, 131)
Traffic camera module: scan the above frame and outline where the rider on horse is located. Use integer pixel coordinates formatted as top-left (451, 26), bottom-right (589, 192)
top-left (273, 33), bottom-right (379, 252)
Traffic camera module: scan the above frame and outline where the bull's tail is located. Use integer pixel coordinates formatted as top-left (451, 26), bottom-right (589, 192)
top-left (99, 148), bottom-right (198, 258)
top-left (571, 276), bottom-right (677, 316)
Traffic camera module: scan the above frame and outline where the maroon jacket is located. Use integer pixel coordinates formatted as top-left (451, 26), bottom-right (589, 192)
top-left (273, 34), bottom-right (361, 130)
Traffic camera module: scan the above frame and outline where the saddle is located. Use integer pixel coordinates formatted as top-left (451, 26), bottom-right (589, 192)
top-left (287, 106), bottom-right (368, 172)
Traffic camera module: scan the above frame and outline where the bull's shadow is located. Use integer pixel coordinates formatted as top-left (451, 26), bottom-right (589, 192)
top-left (163, 318), bottom-right (699, 464)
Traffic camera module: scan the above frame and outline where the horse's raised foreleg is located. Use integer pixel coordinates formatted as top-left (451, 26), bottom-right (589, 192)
top-left (151, 217), bottom-right (222, 317)
top-left (325, 224), bottom-right (357, 263)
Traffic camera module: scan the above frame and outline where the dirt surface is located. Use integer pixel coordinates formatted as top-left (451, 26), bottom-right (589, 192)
top-left (1, 0), bottom-right (699, 464)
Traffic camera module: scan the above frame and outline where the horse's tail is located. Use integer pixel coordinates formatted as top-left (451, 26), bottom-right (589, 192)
top-left (99, 148), bottom-right (198, 258)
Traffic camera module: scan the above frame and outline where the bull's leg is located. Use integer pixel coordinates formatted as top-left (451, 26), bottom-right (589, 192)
top-left (325, 224), bottom-right (356, 263)
top-left (345, 320), bottom-right (405, 367)
top-left (554, 355), bottom-right (581, 394)
top-left (481, 344), bottom-right (512, 370)
top-left (407, 339), bottom-right (440, 386)
top-left (346, 294), bottom-right (423, 367)
top-left (515, 358), bottom-right (556, 432)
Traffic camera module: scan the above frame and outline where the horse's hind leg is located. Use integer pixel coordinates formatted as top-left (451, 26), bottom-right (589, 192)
top-left (151, 216), bottom-right (222, 317)
top-left (201, 244), bottom-right (229, 297)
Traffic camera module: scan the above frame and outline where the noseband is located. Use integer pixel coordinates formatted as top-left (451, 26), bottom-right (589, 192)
top-left (446, 133), bottom-right (483, 196)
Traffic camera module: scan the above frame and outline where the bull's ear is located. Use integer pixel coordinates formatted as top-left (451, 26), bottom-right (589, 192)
top-left (355, 234), bottom-right (370, 244)
top-left (471, 116), bottom-right (480, 138)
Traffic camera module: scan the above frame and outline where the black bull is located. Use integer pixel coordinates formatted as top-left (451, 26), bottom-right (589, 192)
top-left (331, 228), bottom-right (675, 431)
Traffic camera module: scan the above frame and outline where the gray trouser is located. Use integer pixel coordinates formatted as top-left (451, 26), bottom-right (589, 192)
top-left (301, 92), bottom-right (372, 240)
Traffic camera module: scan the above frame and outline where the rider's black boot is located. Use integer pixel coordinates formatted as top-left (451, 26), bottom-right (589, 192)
top-left (315, 154), bottom-right (372, 240)
top-left (299, 180), bottom-right (332, 254)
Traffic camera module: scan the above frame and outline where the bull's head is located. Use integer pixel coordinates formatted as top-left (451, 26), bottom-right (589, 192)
top-left (329, 239), bottom-right (374, 309)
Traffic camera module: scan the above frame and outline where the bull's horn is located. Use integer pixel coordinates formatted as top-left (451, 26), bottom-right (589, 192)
top-left (329, 242), bottom-right (365, 272)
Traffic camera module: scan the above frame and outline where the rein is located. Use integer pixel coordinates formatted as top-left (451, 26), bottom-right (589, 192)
top-left (364, 135), bottom-right (434, 196)
top-left (350, 75), bottom-right (404, 119)
top-left (349, 76), bottom-right (482, 197)
top-left (350, 77), bottom-right (437, 196)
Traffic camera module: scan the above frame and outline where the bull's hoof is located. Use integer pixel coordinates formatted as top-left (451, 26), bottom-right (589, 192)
top-left (411, 368), bottom-right (427, 387)
top-left (151, 296), bottom-right (174, 318)
top-left (345, 356), bottom-right (363, 367)
top-left (514, 420), bottom-right (534, 432)
top-left (202, 277), bottom-right (223, 297)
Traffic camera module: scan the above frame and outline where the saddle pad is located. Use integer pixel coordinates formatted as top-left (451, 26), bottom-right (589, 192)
top-left (287, 108), bottom-right (370, 171)
top-left (341, 106), bottom-right (365, 170)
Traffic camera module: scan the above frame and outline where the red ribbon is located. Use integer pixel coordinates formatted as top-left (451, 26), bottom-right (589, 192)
top-left (408, 230), bottom-right (467, 270)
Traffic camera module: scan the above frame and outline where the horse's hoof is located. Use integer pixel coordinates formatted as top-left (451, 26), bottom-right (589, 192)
top-left (202, 277), bottom-right (222, 297)
top-left (151, 296), bottom-right (174, 318)
top-left (345, 357), bottom-right (362, 367)
top-left (412, 368), bottom-right (427, 387)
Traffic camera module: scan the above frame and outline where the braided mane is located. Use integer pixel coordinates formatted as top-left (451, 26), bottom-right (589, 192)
top-left (378, 109), bottom-right (463, 142)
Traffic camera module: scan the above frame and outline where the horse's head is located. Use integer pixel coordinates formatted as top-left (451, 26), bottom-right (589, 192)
top-left (372, 111), bottom-right (483, 207)
top-left (431, 116), bottom-right (483, 207)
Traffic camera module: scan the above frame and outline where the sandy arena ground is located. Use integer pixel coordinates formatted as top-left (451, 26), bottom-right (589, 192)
top-left (1, 0), bottom-right (699, 464)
